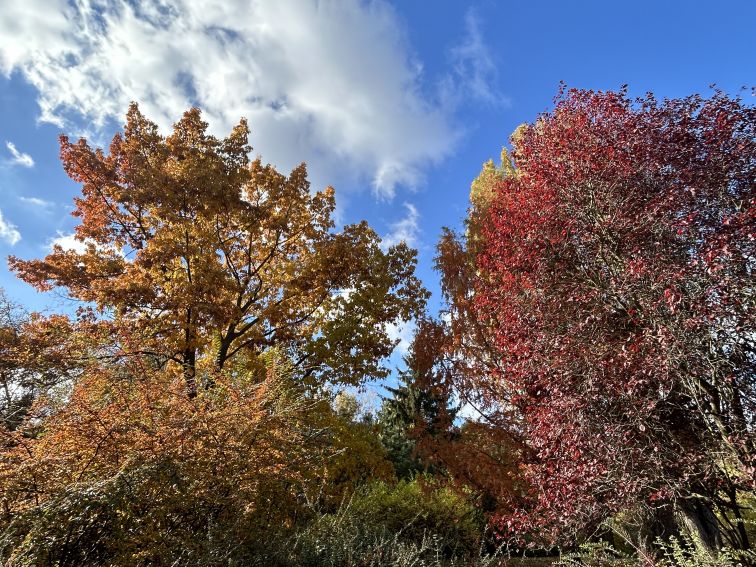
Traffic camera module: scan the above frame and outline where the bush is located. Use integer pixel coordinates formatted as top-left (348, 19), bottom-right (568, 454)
top-left (260, 478), bottom-right (494, 566)
top-left (344, 478), bottom-right (484, 556)
top-left (655, 534), bottom-right (756, 567)
top-left (555, 533), bottom-right (756, 567)
top-left (0, 362), bottom-right (352, 566)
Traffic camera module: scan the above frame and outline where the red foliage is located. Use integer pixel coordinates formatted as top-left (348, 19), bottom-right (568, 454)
top-left (468, 88), bottom-right (755, 544)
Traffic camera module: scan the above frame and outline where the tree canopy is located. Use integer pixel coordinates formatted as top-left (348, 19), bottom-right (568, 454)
top-left (0, 106), bottom-right (432, 565)
top-left (1, 88), bottom-right (754, 565)
top-left (9, 105), bottom-right (428, 395)
top-left (432, 87), bottom-right (755, 551)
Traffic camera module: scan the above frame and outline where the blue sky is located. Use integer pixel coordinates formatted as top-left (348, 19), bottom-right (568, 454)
top-left (0, 0), bottom-right (754, 367)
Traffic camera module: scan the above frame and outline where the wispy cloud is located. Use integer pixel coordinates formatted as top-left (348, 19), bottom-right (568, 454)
top-left (381, 202), bottom-right (420, 250)
top-left (0, 209), bottom-right (21, 245)
top-left (4, 141), bottom-right (34, 168)
top-left (19, 196), bottom-right (53, 208)
top-left (0, 0), bottom-right (481, 200)
top-left (445, 8), bottom-right (506, 107)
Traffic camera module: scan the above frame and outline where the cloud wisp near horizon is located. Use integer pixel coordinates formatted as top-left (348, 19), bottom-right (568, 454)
top-left (0, 0), bottom-right (499, 202)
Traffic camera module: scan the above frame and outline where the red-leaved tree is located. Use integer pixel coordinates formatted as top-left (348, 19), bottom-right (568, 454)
top-left (436, 87), bottom-right (755, 553)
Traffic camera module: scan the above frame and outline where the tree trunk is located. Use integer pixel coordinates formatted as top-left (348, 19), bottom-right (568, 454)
top-left (636, 503), bottom-right (679, 562)
top-left (678, 498), bottom-right (722, 556)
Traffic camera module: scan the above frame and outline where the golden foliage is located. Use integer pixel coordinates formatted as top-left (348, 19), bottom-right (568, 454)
top-left (0, 349), bottom-right (390, 564)
top-left (9, 104), bottom-right (427, 394)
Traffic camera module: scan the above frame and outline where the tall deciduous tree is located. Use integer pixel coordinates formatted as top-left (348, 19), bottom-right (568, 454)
top-left (0, 105), bottom-right (427, 564)
top-left (438, 88), bottom-right (755, 552)
top-left (406, 317), bottom-right (526, 528)
top-left (9, 105), bottom-right (428, 395)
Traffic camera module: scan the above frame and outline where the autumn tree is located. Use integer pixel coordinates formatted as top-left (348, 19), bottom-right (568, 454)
top-left (0, 291), bottom-right (32, 431)
top-left (437, 88), bottom-right (755, 553)
top-left (418, 151), bottom-right (527, 516)
top-left (433, 146), bottom-right (520, 421)
top-left (0, 105), bottom-right (430, 564)
top-left (0, 349), bottom-right (346, 565)
top-left (403, 318), bottom-right (526, 528)
top-left (9, 104), bottom-right (428, 396)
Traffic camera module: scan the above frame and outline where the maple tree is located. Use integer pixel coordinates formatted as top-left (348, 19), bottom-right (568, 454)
top-left (0, 104), bottom-right (429, 564)
top-left (433, 87), bottom-right (755, 553)
top-left (9, 104), bottom-right (428, 396)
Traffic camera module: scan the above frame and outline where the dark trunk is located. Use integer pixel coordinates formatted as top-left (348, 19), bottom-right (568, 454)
top-left (636, 503), bottom-right (679, 562)
top-left (184, 307), bottom-right (197, 398)
top-left (216, 327), bottom-right (235, 371)
top-left (724, 487), bottom-right (751, 550)
top-left (734, 505), bottom-right (751, 551)
top-left (678, 498), bottom-right (722, 556)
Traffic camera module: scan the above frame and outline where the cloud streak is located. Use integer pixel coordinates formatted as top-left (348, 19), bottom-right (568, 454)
top-left (0, 0), bottom-right (495, 200)
top-left (381, 202), bottom-right (420, 250)
top-left (442, 8), bottom-right (507, 109)
top-left (19, 196), bottom-right (53, 207)
top-left (5, 141), bottom-right (34, 168)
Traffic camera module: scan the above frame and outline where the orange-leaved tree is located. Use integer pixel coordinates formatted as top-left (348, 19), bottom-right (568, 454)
top-left (0, 289), bottom-right (78, 432)
top-left (9, 104), bottom-right (428, 396)
top-left (0, 105), bottom-right (426, 564)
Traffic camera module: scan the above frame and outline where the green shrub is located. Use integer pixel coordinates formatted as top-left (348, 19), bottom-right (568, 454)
top-left (260, 478), bottom-right (496, 566)
top-left (344, 478), bottom-right (484, 556)
top-left (655, 534), bottom-right (756, 567)
top-left (555, 532), bottom-right (756, 567)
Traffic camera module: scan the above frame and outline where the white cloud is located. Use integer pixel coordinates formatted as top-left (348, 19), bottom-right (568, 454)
top-left (48, 231), bottom-right (132, 260)
top-left (0, 0), bottom-right (482, 200)
top-left (444, 8), bottom-right (506, 108)
top-left (19, 196), bottom-right (54, 207)
top-left (48, 231), bottom-right (87, 254)
top-left (0, 209), bottom-right (21, 245)
top-left (386, 319), bottom-right (415, 358)
top-left (381, 202), bottom-right (420, 250)
top-left (4, 141), bottom-right (34, 168)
